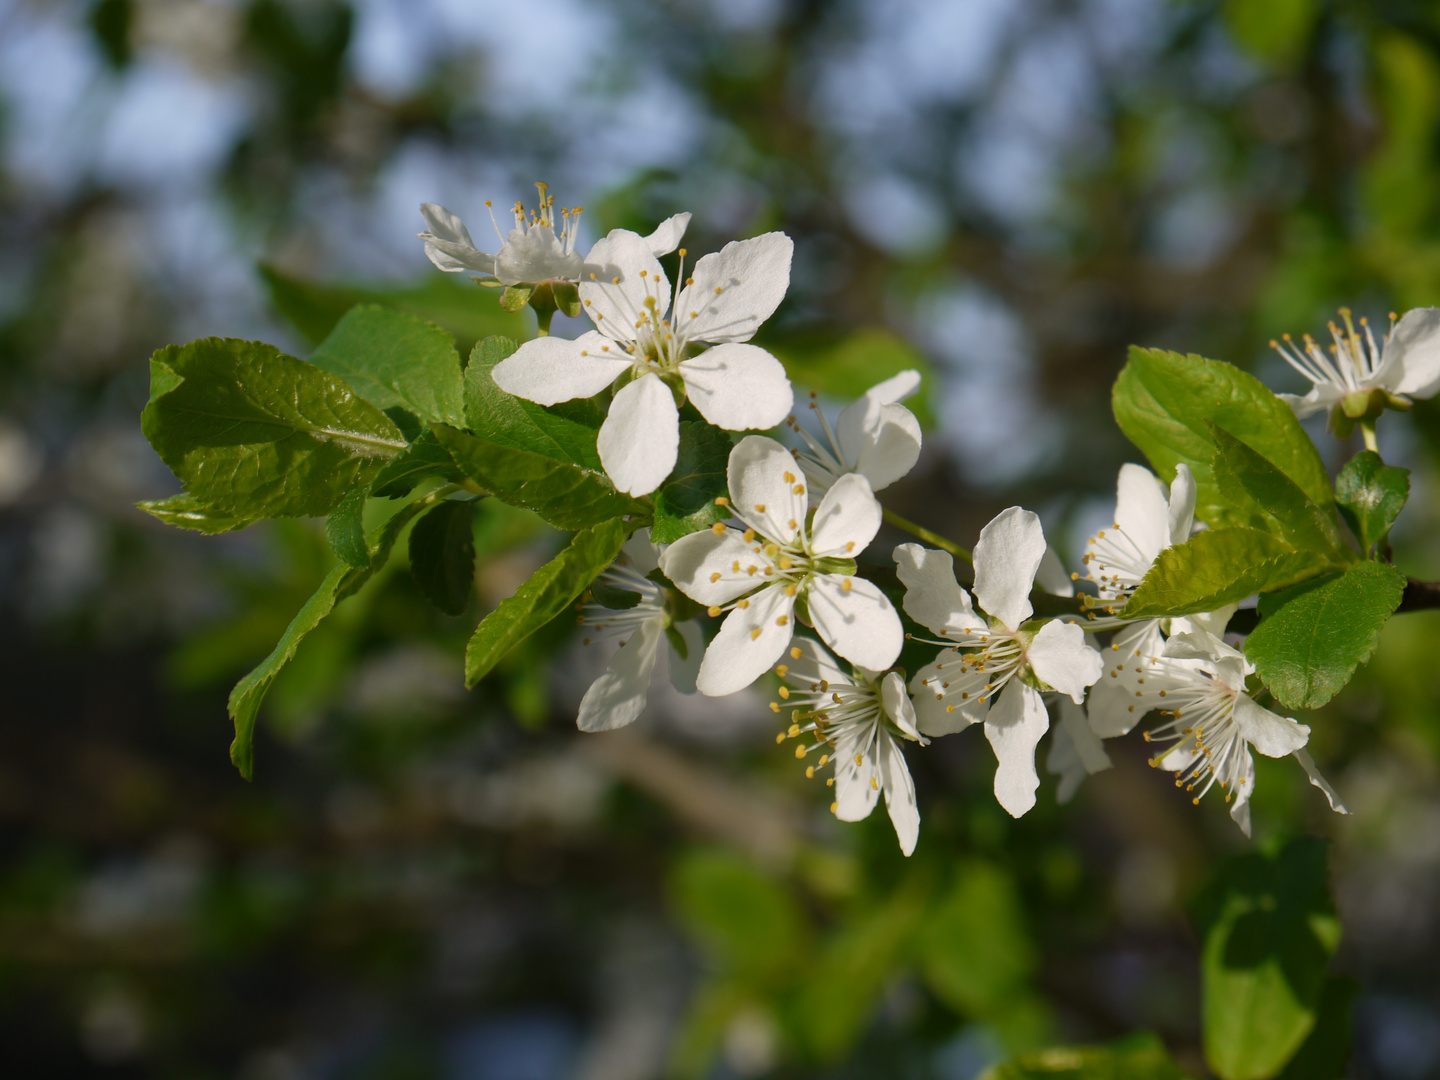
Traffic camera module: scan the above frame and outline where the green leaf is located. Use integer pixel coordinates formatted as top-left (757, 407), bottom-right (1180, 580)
top-left (432, 424), bottom-right (645, 531)
top-left (1334, 450), bottom-right (1410, 554)
top-left (1223, 0), bottom-right (1315, 67)
top-left (136, 493), bottom-right (257, 534)
top-left (463, 336), bottom-right (605, 469)
top-left (770, 328), bottom-right (935, 427)
top-left (652, 421), bottom-right (731, 543)
top-left (464, 517), bottom-right (628, 687)
top-left (324, 488), bottom-right (369, 568)
top-left (228, 492), bottom-right (441, 779)
top-left (369, 429), bottom-right (466, 499)
top-left (1196, 838), bottom-right (1340, 1080)
top-left (1244, 562), bottom-right (1406, 710)
top-left (408, 499), bottom-right (476, 616)
top-left (142, 337), bottom-right (405, 519)
top-left (920, 861), bottom-right (1036, 1018)
top-left (1123, 528), bottom-right (1331, 619)
top-left (669, 848), bottom-right (808, 984)
top-left (307, 304), bottom-right (466, 427)
top-left (1112, 348), bottom-right (1331, 530)
top-left (1206, 424), bottom-right (1343, 555)
top-left (981, 1035), bottom-right (1195, 1080)
top-left (259, 263), bottom-right (528, 352)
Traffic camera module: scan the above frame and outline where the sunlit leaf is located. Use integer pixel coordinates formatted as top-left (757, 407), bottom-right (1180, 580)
top-left (1122, 528), bottom-right (1332, 619)
top-left (651, 421), bottom-right (731, 543)
top-left (1334, 450), bottom-right (1409, 555)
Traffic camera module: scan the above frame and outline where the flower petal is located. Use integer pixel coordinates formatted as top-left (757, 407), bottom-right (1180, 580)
top-left (1168, 463), bottom-right (1197, 544)
top-left (784, 636), bottom-right (854, 690)
top-left (1279, 385), bottom-right (1340, 419)
top-left (494, 225), bottom-right (585, 285)
top-left (893, 543), bottom-right (985, 637)
top-left (972, 506), bottom-right (1045, 630)
top-left (667, 620), bottom-right (705, 695)
top-left (865, 369), bottom-right (921, 405)
top-left (696, 585), bottom-right (796, 696)
top-left (492, 332), bottom-right (632, 405)
top-left (621, 526), bottom-right (661, 576)
top-left (577, 616), bottom-right (664, 731)
top-left (809, 472), bottom-right (882, 557)
top-left (659, 527), bottom-right (764, 606)
top-left (644, 212), bottom-right (692, 256)
top-left (835, 398), bottom-right (922, 492)
top-left (1383, 306), bottom-right (1440, 398)
top-left (984, 680), bottom-right (1050, 818)
top-left (832, 724), bottom-right (881, 823)
top-left (1035, 545), bottom-right (1074, 597)
top-left (880, 671), bottom-right (924, 741)
top-left (909, 662), bottom-right (982, 736)
top-left (580, 229), bottom-right (670, 343)
top-left (1229, 752), bottom-right (1256, 837)
top-left (1046, 698), bottom-right (1107, 805)
top-left (673, 232), bottom-right (793, 344)
top-left (1294, 747), bottom-right (1349, 814)
top-left (1113, 464), bottom-right (1171, 565)
top-left (1027, 619), bottom-right (1102, 704)
top-left (1059, 697), bottom-right (1111, 775)
top-left (727, 435), bottom-right (807, 545)
top-left (598, 373), bottom-right (680, 496)
top-left (1086, 620), bottom-right (1167, 737)
top-left (879, 733), bottom-right (920, 856)
top-left (418, 203), bottom-right (494, 273)
top-left (1232, 694), bottom-right (1310, 758)
top-left (807, 573), bottom-right (903, 672)
top-left (679, 343), bottom-right (794, 431)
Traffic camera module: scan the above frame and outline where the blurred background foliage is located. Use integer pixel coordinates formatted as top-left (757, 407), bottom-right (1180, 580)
top-left (3, 0), bottom-right (1440, 1076)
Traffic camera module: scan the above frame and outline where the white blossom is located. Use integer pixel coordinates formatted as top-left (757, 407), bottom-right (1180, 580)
top-left (1138, 624), bottom-right (1348, 836)
top-left (575, 530), bottom-right (701, 732)
top-left (1045, 697), bottom-right (1112, 805)
top-left (1083, 462), bottom-right (1200, 739)
top-left (492, 228), bottom-right (795, 496)
top-left (898, 508), bottom-right (1104, 818)
top-left (791, 370), bottom-right (923, 500)
top-left (773, 638), bottom-right (924, 855)
top-left (661, 436), bottom-right (903, 697)
top-left (419, 182), bottom-right (690, 287)
top-left (1273, 307), bottom-right (1440, 421)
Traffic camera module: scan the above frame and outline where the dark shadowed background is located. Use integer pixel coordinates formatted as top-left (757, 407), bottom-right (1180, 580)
top-left (3, 0), bottom-right (1440, 1077)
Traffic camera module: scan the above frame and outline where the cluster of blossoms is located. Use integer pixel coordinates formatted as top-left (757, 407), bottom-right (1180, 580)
top-left (419, 189), bottom-right (1440, 855)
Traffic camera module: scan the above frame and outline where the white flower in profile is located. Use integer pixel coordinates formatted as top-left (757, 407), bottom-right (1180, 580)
top-left (897, 508), bottom-right (1104, 818)
top-left (773, 638), bottom-right (924, 855)
top-left (1083, 462), bottom-right (1199, 739)
top-left (1045, 698), bottom-right (1113, 805)
top-left (1140, 625), bottom-right (1348, 836)
top-left (791, 370), bottom-right (923, 500)
top-left (1273, 307), bottom-right (1440, 424)
top-left (660, 436), bottom-right (903, 697)
top-left (419, 182), bottom-right (691, 286)
top-left (491, 228), bottom-right (795, 495)
top-left (576, 530), bottom-right (702, 732)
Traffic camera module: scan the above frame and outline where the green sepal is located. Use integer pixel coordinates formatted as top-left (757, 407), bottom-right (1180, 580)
top-left (551, 280), bottom-right (581, 318)
top-left (499, 285), bottom-right (533, 312)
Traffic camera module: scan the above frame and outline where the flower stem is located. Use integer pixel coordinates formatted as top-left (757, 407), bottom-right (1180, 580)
top-left (1360, 419), bottom-right (1379, 454)
top-left (882, 508), bottom-right (972, 564)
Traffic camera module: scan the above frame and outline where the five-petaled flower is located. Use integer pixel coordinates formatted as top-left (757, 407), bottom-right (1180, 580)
top-left (774, 638), bottom-right (924, 855)
top-left (1273, 307), bottom-right (1440, 433)
top-left (661, 436), bottom-right (903, 697)
top-left (575, 530), bottom-right (702, 733)
top-left (790, 370), bottom-right (923, 501)
top-left (492, 229), bottom-right (796, 496)
top-left (1139, 622), bottom-right (1347, 836)
top-left (897, 508), bottom-right (1103, 817)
